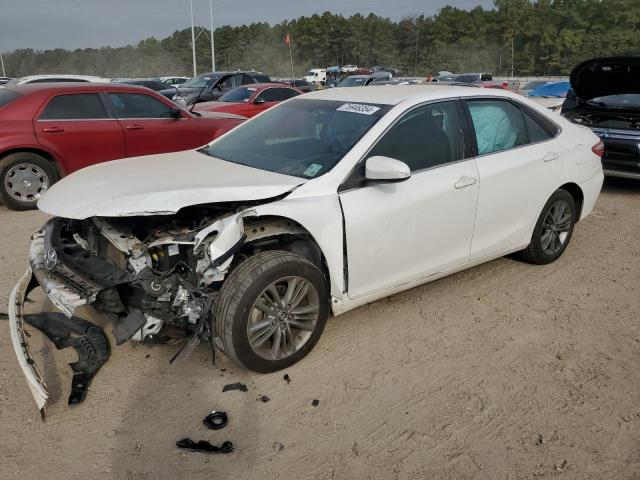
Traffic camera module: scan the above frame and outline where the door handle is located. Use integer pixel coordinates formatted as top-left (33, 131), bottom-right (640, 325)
top-left (454, 176), bottom-right (477, 189)
top-left (543, 152), bottom-right (560, 162)
top-left (125, 124), bottom-right (144, 130)
top-left (41, 126), bottom-right (64, 133)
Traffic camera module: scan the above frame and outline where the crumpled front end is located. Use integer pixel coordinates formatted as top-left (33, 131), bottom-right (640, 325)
top-left (9, 207), bottom-right (256, 414)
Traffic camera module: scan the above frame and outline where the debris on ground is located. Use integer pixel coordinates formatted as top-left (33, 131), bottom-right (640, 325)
top-left (283, 374), bottom-right (291, 384)
top-left (311, 399), bottom-right (320, 407)
top-left (222, 382), bottom-right (248, 393)
top-left (258, 395), bottom-right (270, 403)
top-left (536, 433), bottom-right (543, 446)
top-left (555, 460), bottom-right (567, 471)
top-left (176, 438), bottom-right (234, 454)
top-left (273, 441), bottom-right (285, 452)
top-left (203, 411), bottom-right (228, 430)
top-left (352, 442), bottom-right (360, 457)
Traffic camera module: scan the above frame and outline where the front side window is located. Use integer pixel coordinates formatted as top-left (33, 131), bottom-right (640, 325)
top-left (107, 93), bottom-right (173, 118)
top-left (40, 93), bottom-right (108, 120)
top-left (367, 101), bottom-right (464, 172)
top-left (205, 99), bottom-right (390, 178)
top-left (466, 99), bottom-right (528, 155)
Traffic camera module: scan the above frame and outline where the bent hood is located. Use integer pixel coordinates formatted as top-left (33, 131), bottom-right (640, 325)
top-left (570, 56), bottom-right (640, 101)
top-left (38, 150), bottom-right (305, 219)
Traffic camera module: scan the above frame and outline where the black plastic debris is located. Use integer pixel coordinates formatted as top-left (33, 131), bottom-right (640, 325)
top-left (273, 441), bottom-right (285, 452)
top-left (203, 411), bottom-right (228, 430)
top-left (311, 399), bottom-right (320, 407)
top-left (222, 382), bottom-right (248, 393)
top-left (258, 395), bottom-right (270, 403)
top-left (283, 374), bottom-right (291, 384)
top-left (176, 438), bottom-right (234, 454)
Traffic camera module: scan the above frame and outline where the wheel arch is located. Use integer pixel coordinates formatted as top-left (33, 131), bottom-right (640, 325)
top-left (242, 214), bottom-right (332, 293)
top-left (0, 147), bottom-right (65, 179)
top-left (557, 182), bottom-right (584, 221)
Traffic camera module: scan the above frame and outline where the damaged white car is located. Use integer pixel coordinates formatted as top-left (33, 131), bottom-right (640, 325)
top-left (9, 86), bottom-right (604, 414)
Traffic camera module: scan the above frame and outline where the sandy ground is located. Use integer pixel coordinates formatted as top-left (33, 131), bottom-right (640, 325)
top-left (0, 178), bottom-right (638, 480)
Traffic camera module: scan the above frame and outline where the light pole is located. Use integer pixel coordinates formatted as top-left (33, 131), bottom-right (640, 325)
top-left (0, 48), bottom-right (5, 77)
top-left (190, 0), bottom-right (197, 77)
top-left (209, 0), bottom-right (216, 71)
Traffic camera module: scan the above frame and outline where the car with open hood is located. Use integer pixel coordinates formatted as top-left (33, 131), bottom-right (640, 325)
top-left (165, 71), bottom-right (271, 106)
top-left (561, 56), bottom-right (640, 179)
top-left (9, 85), bottom-right (603, 415)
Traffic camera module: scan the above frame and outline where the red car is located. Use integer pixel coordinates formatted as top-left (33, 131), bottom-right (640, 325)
top-left (193, 83), bottom-right (302, 118)
top-left (0, 83), bottom-right (245, 210)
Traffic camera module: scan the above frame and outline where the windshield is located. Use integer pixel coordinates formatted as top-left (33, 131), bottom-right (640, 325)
top-left (523, 80), bottom-right (549, 90)
top-left (204, 99), bottom-right (390, 178)
top-left (219, 86), bottom-right (256, 103)
top-left (339, 77), bottom-right (367, 87)
top-left (588, 94), bottom-right (640, 108)
top-left (181, 74), bottom-right (219, 88)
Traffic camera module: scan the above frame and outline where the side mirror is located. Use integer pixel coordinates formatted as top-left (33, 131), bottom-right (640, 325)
top-left (365, 156), bottom-right (411, 182)
top-left (254, 98), bottom-right (266, 104)
top-left (170, 108), bottom-right (182, 119)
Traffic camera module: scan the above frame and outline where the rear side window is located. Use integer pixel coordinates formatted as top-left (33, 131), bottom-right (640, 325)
top-left (367, 100), bottom-right (464, 172)
top-left (107, 93), bottom-right (173, 118)
top-left (40, 93), bottom-right (108, 120)
top-left (523, 111), bottom-right (552, 143)
top-left (466, 99), bottom-right (528, 155)
top-left (0, 90), bottom-right (21, 108)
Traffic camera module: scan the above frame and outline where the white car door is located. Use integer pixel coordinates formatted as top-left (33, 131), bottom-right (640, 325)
top-left (339, 100), bottom-right (479, 299)
top-left (464, 98), bottom-right (562, 260)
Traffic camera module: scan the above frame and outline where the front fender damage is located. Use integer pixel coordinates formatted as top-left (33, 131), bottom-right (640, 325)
top-left (9, 209), bottom-right (258, 415)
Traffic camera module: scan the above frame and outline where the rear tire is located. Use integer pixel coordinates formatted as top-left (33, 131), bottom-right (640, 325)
top-left (520, 189), bottom-right (576, 265)
top-left (215, 250), bottom-right (329, 372)
top-left (0, 152), bottom-right (57, 211)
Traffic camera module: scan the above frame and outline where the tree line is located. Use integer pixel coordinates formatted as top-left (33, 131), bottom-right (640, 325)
top-left (3, 0), bottom-right (639, 79)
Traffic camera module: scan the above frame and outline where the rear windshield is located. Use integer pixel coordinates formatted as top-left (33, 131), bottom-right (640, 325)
top-left (0, 89), bottom-right (21, 108)
top-left (203, 98), bottom-right (390, 178)
top-left (339, 77), bottom-right (368, 87)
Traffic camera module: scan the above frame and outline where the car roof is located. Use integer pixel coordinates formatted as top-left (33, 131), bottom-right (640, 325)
top-left (302, 84), bottom-right (518, 105)
top-left (344, 75), bottom-right (374, 79)
top-left (15, 74), bottom-right (107, 83)
top-left (2, 82), bottom-right (163, 95)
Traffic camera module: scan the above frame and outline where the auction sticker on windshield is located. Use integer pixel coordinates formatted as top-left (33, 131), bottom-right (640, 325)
top-left (337, 103), bottom-right (381, 115)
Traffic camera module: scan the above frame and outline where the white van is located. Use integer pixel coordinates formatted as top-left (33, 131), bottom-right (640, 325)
top-left (304, 69), bottom-right (326, 85)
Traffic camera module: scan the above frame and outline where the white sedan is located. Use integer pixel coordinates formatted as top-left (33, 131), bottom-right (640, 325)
top-left (10, 85), bottom-right (604, 413)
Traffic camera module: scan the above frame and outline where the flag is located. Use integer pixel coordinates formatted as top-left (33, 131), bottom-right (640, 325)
top-left (284, 34), bottom-right (291, 47)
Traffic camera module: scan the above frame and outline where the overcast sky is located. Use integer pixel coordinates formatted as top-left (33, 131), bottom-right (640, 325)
top-left (0, 0), bottom-right (494, 52)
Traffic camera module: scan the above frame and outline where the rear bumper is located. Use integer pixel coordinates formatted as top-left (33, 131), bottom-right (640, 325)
top-left (579, 167), bottom-right (605, 221)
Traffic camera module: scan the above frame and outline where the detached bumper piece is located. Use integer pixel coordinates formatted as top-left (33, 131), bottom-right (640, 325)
top-left (24, 312), bottom-right (110, 407)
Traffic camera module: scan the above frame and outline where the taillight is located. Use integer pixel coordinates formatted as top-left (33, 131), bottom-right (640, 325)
top-left (591, 140), bottom-right (604, 157)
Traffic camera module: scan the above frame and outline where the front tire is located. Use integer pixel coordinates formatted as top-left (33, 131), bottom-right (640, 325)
top-left (215, 251), bottom-right (329, 372)
top-left (0, 152), bottom-right (57, 211)
top-left (521, 189), bottom-right (577, 265)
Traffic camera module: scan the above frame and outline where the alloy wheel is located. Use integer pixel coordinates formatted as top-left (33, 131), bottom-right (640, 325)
top-left (247, 276), bottom-right (320, 360)
top-left (541, 199), bottom-right (572, 256)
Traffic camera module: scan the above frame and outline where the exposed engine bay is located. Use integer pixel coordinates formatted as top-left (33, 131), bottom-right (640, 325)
top-left (565, 108), bottom-right (640, 130)
top-left (12, 201), bottom-right (318, 413)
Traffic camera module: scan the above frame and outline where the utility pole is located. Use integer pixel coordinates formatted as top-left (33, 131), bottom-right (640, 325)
top-left (510, 37), bottom-right (514, 78)
top-left (209, 0), bottom-right (216, 71)
top-left (190, 0), bottom-right (197, 77)
top-left (0, 48), bottom-right (5, 77)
